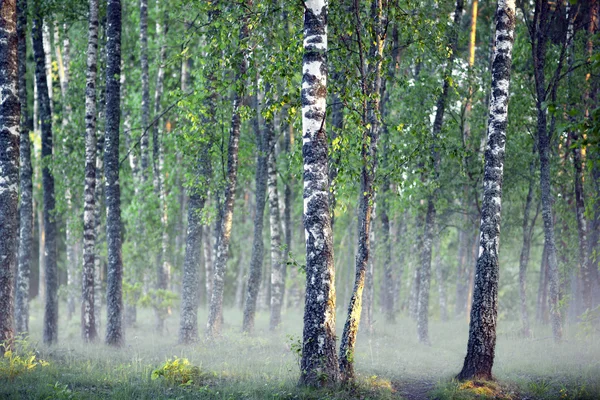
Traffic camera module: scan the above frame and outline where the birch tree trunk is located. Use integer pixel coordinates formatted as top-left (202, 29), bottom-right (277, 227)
top-left (339, 0), bottom-right (385, 382)
top-left (206, 2), bottom-right (250, 338)
top-left (457, 0), bottom-right (516, 380)
top-left (299, 0), bottom-right (340, 387)
top-left (268, 119), bottom-right (284, 331)
top-left (33, 8), bottom-right (58, 345)
top-left (81, 0), bottom-right (99, 342)
top-left (434, 235), bottom-right (448, 322)
top-left (242, 81), bottom-right (268, 333)
top-left (0, 0), bottom-right (19, 352)
top-left (104, 0), bottom-right (124, 346)
top-left (15, 0), bottom-right (33, 336)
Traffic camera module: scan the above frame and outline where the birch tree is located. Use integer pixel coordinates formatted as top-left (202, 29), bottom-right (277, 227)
top-left (457, 0), bottom-right (516, 380)
top-left (0, 0), bottom-right (19, 353)
top-left (299, 0), bottom-right (340, 387)
top-left (82, 0), bottom-right (99, 342)
top-left (15, 0), bottom-right (33, 336)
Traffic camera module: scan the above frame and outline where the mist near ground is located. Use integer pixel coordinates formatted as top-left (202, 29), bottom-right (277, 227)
top-left (2, 297), bottom-right (599, 399)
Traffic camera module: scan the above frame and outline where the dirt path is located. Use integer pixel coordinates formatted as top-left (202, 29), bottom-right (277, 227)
top-left (393, 379), bottom-right (436, 400)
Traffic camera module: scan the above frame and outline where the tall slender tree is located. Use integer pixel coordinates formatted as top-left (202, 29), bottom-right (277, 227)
top-left (15, 0), bottom-right (33, 335)
top-left (206, 1), bottom-right (250, 338)
top-left (82, 0), bottom-right (99, 342)
top-left (530, 0), bottom-right (563, 342)
top-left (299, 0), bottom-right (340, 387)
top-left (339, 0), bottom-right (386, 381)
top-left (104, 0), bottom-right (124, 347)
top-left (33, 5), bottom-right (58, 345)
top-left (457, 0), bottom-right (516, 381)
top-left (0, 0), bottom-right (20, 353)
top-left (242, 77), bottom-right (268, 334)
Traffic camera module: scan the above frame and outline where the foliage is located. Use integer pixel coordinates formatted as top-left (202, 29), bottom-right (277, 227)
top-left (151, 357), bottom-right (210, 387)
top-left (0, 340), bottom-right (49, 381)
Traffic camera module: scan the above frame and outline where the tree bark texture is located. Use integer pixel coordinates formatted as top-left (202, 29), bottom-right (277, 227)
top-left (299, 0), bottom-right (340, 387)
top-left (457, 0), bottom-right (515, 381)
top-left (0, 0), bottom-right (19, 352)
top-left (15, 0), bottom-right (32, 336)
top-left (33, 9), bottom-right (58, 345)
top-left (104, 0), bottom-right (123, 346)
top-left (81, 0), bottom-right (99, 342)
top-left (532, 0), bottom-right (563, 342)
top-left (205, 3), bottom-right (249, 338)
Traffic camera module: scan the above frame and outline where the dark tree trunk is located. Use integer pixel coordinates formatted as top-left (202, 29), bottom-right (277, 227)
top-left (0, 0), bottom-right (19, 352)
top-left (518, 155), bottom-right (537, 338)
top-left (82, 0), bottom-right (99, 342)
top-left (33, 9), bottom-right (58, 345)
top-left (206, 3), bottom-right (249, 338)
top-left (299, 0), bottom-right (340, 387)
top-left (242, 80), bottom-right (268, 334)
top-left (457, 0), bottom-right (516, 381)
top-left (532, 0), bottom-right (563, 342)
top-left (15, 0), bottom-right (33, 336)
top-left (104, 0), bottom-right (123, 346)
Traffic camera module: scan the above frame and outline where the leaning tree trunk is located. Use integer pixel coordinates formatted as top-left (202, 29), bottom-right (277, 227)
top-left (205, 3), bottom-right (249, 338)
top-left (104, 0), bottom-right (123, 347)
top-left (418, 0), bottom-right (464, 345)
top-left (299, 0), bottom-right (340, 387)
top-left (532, 0), bottom-right (563, 342)
top-left (15, 0), bottom-right (33, 336)
top-left (457, 0), bottom-right (515, 381)
top-left (33, 9), bottom-right (58, 345)
top-left (518, 156), bottom-right (537, 338)
top-left (268, 117), bottom-right (285, 331)
top-left (81, 0), bottom-right (99, 343)
top-left (0, 0), bottom-right (19, 352)
top-left (242, 78), bottom-right (268, 334)
top-left (338, 0), bottom-right (385, 382)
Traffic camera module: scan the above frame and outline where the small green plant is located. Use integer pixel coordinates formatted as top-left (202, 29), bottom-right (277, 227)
top-left (286, 334), bottom-right (302, 366)
top-left (576, 305), bottom-right (600, 340)
top-left (0, 340), bottom-right (49, 381)
top-left (151, 357), bottom-right (207, 387)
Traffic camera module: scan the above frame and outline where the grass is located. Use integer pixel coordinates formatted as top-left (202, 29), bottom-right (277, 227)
top-left (1, 299), bottom-right (599, 399)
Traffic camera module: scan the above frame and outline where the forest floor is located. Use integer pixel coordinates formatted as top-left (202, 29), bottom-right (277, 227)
top-left (1, 299), bottom-right (599, 399)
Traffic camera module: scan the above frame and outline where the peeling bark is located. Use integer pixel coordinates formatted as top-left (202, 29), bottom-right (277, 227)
top-left (299, 0), bottom-right (340, 387)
